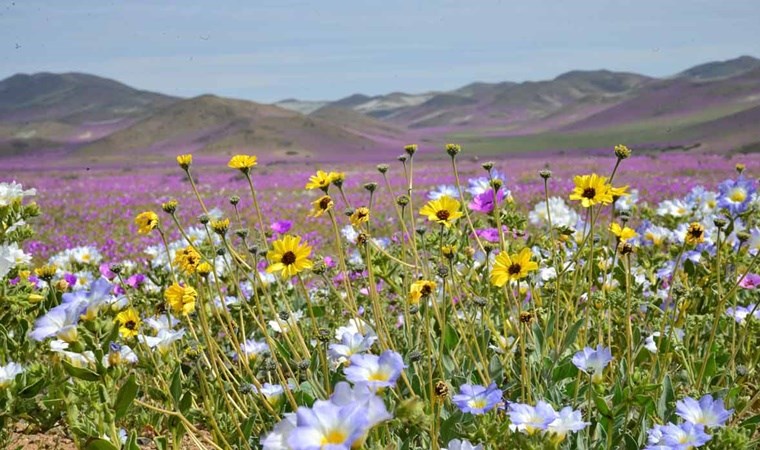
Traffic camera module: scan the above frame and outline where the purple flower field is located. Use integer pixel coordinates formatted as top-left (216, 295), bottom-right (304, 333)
top-left (8, 151), bottom-right (756, 262)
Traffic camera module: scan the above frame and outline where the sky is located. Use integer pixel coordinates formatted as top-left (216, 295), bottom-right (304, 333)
top-left (2, 0), bottom-right (760, 103)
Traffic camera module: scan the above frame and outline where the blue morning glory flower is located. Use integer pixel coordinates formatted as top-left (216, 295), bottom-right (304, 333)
top-left (676, 394), bottom-right (733, 428)
top-left (344, 350), bottom-right (405, 390)
top-left (718, 176), bottom-right (756, 216)
top-left (572, 345), bottom-right (612, 383)
top-left (451, 382), bottom-right (503, 414)
top-left (507, 400), bottom-right (557, 434)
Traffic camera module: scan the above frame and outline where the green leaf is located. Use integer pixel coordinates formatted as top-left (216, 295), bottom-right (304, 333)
top-left (18, 377), bottom-right (47, 398)
top-left (179, 391), bottom-right (193, 415)
top-left (740, 414), bottom-right (760, 431)
top-left (561, 318), bottom-right (584, 355)
top-left (443, 324), bottom-right (458, 351)
top-left (154, 436), bottom-right (169, 450)
top-left (85, 438), bottom-right (119, 450)
top-left (532, 321), bottom-right (544, 357)
top-left (62, 360), bottom-right (100, 382)
top-left (657, 375), bottom-right (674, 420)
top-left (113, 374), bottom-right (138, 421)
top-left (592, 388), bottom-right (611, 416)
top-left (125, 431), bottom-right (140, 450)
top-left (170, 366), bottom-right (182, 404)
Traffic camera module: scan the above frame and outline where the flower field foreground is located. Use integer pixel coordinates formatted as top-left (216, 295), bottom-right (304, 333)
top-left (1, 145), bottom-right (760, 449)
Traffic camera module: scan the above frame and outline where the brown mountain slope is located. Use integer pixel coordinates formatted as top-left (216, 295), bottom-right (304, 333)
top-left (76, 95), bottom-right (406, 161)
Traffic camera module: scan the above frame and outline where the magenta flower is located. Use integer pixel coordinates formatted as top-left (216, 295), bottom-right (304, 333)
top-left (99, 263), bottom-right (117, 280)
top-left (271, 220), bottom-right (292, 234)
top-left (126, 273), bottom-right (146, 289)
top-left (738, 273), bottom-right (760, 289)
top-left (468, 188), bottom-right (506, 214)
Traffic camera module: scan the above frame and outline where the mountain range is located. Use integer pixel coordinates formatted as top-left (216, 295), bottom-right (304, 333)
top-left (2, 55), bottom-right (760, 164)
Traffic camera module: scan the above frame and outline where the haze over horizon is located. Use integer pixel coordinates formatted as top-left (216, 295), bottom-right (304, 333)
top-left (3, 0), bottom-right (760, 103)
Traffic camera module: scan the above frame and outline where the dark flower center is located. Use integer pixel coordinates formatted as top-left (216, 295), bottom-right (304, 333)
top-left (420, 284), bottom-right (432, 296)
top-left (582, 187), bottom-right (596, 199)
top-left (436, 210), bottom-right (450, 221)
top-left (508, 263), bottom-right (522, 275)
top-left (357, 210), bottom-right (368, 219)
top-left (281, 251), bottom-right (297, 265)
top-left (125, 320), bottom-right (136, 330)
top-left (689, 228), bottom-right (703, 238)
top-left (319, 197), bottom-right (332, 209)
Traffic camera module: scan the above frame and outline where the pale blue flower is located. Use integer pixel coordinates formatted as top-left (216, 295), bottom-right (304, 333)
top-left (676, 394), bottom-right (733, 428)
top-left (288, 400), bottom-right (368, 450)
top-left (718, 176), bottom-right (756, 216)
top-left (29, 303), bottom-right (81, 343)
top-left (330, 381), bottom-right (391, 428)
top-left (445, 439), bottom-right (483, 450)
top-left (344, 350), bottom-right (405, 389)
top-left (572, 345), bottom-right (612, 383)
top-left (0, 361), bottom-right (24, 388)
top-left (261, 413), bottom-right (297, 450)
top-left (659, 422), bottom-right (711, 448)
top-left (328, 332), bottom-right (377, 365)
top-left (547, 406), bottom-right (590, 440)
top-left (452, 383), bottom-right (503, 414)
top-left (507, 401), bottom-right (557, 434)
top-left (428, 184), bottom-right (459, 200)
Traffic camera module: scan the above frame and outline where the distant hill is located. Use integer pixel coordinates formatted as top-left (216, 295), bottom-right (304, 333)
top-left (0, 72), bottom-right (177, 124)
top-left (1, 55), bottom-right (760, 162)
top-left (676, 55), bottom-right (760, 81)
top-left (76, 95), bottom-right (410, 162)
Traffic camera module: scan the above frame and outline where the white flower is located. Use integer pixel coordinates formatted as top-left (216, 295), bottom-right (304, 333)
top-left (428, 184), bottom-right (459, 200)
top-left (334, 318), bottom-right (375, 340)
top-left (328, 332), bottom-right (377, 365)
top-left (0, 242), bottom-right (32, 278)
top-left (260, 413), bottom-right (297, 450)
top-left (614, 189), bottom-right (639, 212)
top-left (656, 199), bottom-right (690, 218)
top-left (139, 329), bottom-right (186, 355)
top-left (644, 334), bottom-right (659, 353)
top-left (269, 310), bottom-right (304, 333)
top-left (529, 197), bottom-right (580, 229)
top-left (0, 181), bottom-right (36, 206)
top-left (341, 225), bottom-right (359, 244)
top-left (144, 314), bottom-right (180, 332)
top-left (0, 361), bottom-right (24, 388)
top-left (239, 338), bottom-right (269, 360)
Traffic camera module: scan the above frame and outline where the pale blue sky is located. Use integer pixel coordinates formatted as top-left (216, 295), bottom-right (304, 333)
top-left (2, 0), bottom-right (759, 102)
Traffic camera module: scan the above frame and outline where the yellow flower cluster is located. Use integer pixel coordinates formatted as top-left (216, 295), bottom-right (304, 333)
top-left (174, 246), bottom-right (202, 274)
top-left (164, 283), bottom-right (198, 315)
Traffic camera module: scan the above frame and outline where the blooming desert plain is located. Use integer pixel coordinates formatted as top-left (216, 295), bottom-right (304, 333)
top-left (2, 56), bottom-right (760, 450)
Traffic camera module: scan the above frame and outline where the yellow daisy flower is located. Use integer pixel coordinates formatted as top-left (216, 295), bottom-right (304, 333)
top-left (310, 195), bottom-right (334, 218)
top-left (135, 211), bottom-right (159, 235)
top-left (173, 246), bottom-right (202, 274)
top-left (569, 174), bottom-right (615, 208)
top-left (164, 283), bottom-right (198, 316)
top-left (609, 223), bottom-right (637, 242)
top-left (210, 218), bottom-right (230, 235)
top-left (610, 184), bottom-right (630, 199)
top-left (419, 195), bottom-right (463, 228)
top-left (408, 280), bottom-right (436, 304)
top-left (350, 207), bottom-right (370, 228)
top-left (490, 248), bottom-right (538, 287)
top-left (330, 171), bottom-right (346, 186)
top-left (266, 235), bottom-right (314, 278)
top-left (176, 154), bottom-right (193, 170)
top-left (305, 170), bottom-right (334, 191)
top-left (685, 222), bottom-right (705, 245)
top-left (115, 308), bottom-right (141, 338)
top-left (228, 154), bottom-right (257, 171)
